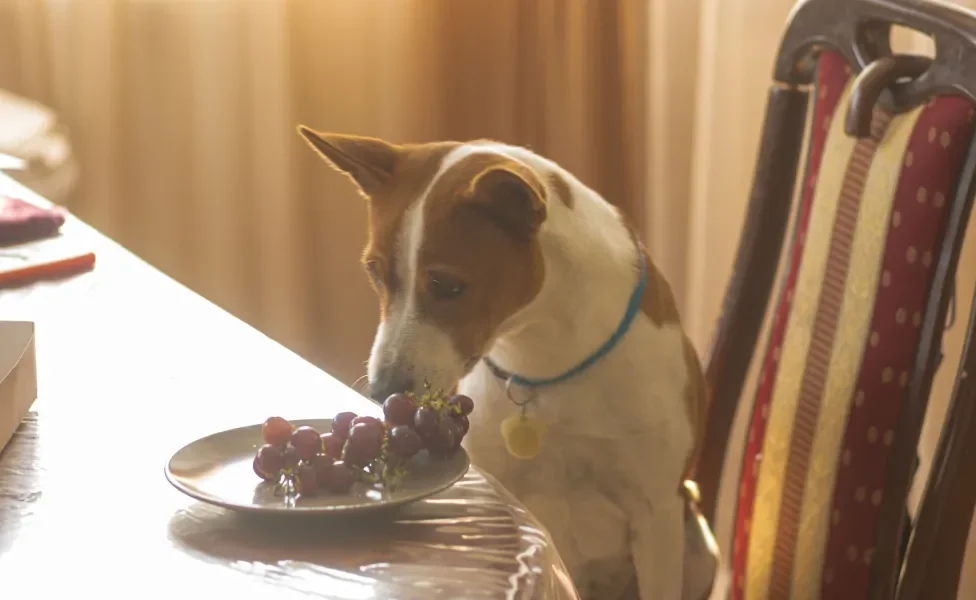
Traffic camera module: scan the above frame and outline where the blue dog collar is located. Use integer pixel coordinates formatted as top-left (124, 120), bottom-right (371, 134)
top-left (483, 243), bottom-right (648, 389)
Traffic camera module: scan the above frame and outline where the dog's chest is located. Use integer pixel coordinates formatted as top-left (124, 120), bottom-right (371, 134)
top-left (459, 319), bottom-right (693, 499)
top-left (457, 320), bottom-right (694, 597)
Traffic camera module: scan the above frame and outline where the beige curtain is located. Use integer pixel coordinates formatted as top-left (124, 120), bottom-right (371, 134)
top-left (0, 0), bottom-right (649, 383)
top-left (1, 0), bottom-right (975, 595)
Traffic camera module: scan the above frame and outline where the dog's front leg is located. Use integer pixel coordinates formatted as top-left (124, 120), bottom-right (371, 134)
top-left (631, 492), bottom-right (685, 600)
top-left (519, 490), bottom-right (586, 589)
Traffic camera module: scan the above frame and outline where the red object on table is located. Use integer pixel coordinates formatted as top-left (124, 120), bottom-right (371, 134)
top-left (0, 196), bottom-right (66, 246)
top-left (0, 195), bottom-right (94, 288)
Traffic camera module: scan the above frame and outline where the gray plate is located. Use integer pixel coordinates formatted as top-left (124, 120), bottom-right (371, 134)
top-left (165, 418), bottom-right (470, 515)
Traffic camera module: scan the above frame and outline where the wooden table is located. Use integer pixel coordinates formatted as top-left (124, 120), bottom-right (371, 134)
top-left (0, 174), bottom-right (577, 599)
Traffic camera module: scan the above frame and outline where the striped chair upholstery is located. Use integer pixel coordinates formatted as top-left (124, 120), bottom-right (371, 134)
top-left (730, 50), bottom-right (976, 600)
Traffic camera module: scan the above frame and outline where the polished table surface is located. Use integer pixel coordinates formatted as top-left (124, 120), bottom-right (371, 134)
top-left (0, 174), bottom-right (577, 599)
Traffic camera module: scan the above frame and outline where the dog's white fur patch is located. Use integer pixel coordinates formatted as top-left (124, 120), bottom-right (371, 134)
top-left (367, 142), bottom-right (701, 599)
top-left (367, 147), bottom-right (484, 394)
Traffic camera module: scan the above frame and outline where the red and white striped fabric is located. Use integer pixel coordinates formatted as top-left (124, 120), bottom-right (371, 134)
top-left (730, 51), bottom-right (976, 600)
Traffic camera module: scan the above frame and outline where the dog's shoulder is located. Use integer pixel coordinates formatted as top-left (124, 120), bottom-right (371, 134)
top-left (629, 234), bottom-right (708, 483)
top-left (608, 309), bottom-right (705, 488)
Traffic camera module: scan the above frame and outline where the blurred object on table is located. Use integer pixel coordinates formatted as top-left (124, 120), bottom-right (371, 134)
top-left (0, 153), bottom-right (26, 171)
top-left (0, 89), bottom-right (78, 205)
top-left (0, 196), bottom-right (66, 246)
top-left (0, 321), bottom-right (36, 454)
top-left (0, 186), bottom-right (94, 290)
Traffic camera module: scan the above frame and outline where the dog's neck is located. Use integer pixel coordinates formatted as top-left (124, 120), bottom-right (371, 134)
top-left (485, 159), bottom-right (640, 383)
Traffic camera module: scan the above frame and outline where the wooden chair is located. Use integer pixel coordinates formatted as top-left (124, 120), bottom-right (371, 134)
top-left (692, 0), bottom-right (976, 598)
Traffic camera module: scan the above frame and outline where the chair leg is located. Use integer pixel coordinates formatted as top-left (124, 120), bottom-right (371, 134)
top-left (897, 293), bottom-right (976, 600)
top-left (898, 456), bottom-right (919, 569)
top-left (904, 427), bottom-right (976, 599)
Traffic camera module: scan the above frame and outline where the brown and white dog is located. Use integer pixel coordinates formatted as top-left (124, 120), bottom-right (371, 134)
top-left (299, 128), bottom-right (710, 600)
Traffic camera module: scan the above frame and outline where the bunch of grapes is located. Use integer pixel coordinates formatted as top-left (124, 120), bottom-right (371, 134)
top-left (252, 387), bottom-right (474, 499)
top-left (382, 386), bottom-right (474, 460)
top-left (252, 416), bottom-right (358, 497)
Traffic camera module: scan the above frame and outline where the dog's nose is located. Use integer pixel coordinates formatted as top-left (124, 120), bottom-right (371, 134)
top-left (369, 371), bottom-right (414, 403)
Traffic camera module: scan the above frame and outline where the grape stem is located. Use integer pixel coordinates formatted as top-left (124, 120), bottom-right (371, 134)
top-left (273, 472), bottom-right (297, 498)
top-left (409, 385), bottom-right (460, 418)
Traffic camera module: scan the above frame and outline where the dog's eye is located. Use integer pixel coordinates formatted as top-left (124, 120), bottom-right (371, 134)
top-left (428, 274), bottom-right (467, 300)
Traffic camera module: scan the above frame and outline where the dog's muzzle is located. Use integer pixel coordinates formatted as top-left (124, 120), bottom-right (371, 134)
top-left (368, 368), bottom-right (414, 403)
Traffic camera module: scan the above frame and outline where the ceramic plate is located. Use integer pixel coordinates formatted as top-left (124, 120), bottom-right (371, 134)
top-left (165, 418), bottom-right (469, 515)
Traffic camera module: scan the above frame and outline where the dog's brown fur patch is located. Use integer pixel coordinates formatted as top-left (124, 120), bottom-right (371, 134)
top-left (300, 129), bottom-right (547, 363)
top-left (641, 247), bottom-right (682, 328)
top-left (615, 208), bottom-right (708, 482)
top-left (297, 129), bottom-right (463, 321)
top-left (548, 171), bottom-right (575, 208)
top-left (360, 142), bottom-right (461, 319)
top-left (417, 153), bottom-right (547, 361)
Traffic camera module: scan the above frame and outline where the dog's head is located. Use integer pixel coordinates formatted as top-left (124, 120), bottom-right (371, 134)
top-left (299, 128), bottom-right (548, 401)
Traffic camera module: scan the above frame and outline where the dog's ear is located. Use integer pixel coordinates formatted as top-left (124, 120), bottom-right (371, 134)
top-left (297, 126), bottom-right (401, 197)
top-left (462, 161), bottom-right (548, 238)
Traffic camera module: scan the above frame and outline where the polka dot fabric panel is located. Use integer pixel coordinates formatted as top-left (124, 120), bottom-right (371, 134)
top-left (819, 90), bottom-right (975, 598)
top-left (730, 50), bottom-right (976, 600)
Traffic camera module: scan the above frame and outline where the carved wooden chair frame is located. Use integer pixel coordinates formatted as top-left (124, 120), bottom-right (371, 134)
top-left (695, 1), bottom-right (976, 598)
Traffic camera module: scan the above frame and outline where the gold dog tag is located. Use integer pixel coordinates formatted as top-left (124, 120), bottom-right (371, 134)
top-left (501, 413), bottom-right (547, 459)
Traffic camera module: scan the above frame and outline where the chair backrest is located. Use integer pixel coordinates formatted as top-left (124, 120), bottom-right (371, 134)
top-left (695, 1), bottom-right (976, 598)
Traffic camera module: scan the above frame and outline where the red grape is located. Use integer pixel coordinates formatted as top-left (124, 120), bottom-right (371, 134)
top-left (345, 422), bottom-right (383, 465)
top-left (383, 393), bottom-right (416, 426)
top-left (320, 432), bottom-right (344, 458)
top-left (323, 460), bottom-right (357, 493)
top-left (447, 394), bottom-right (474, 416)
top-left (282, 445), bottom-right (301, 469)
top-left (414, 406), bottom-right (439, 439)
top-left (262, 416), bottom-right (292, 446)
top-left (256, 444), bottom-right (286, 474)
top-left (331, 412), bottom-right (357, 438)
top-left (295, 463), bottom-right (319, 496)
top-left (350, 415), bottom-right (384, 435)
top-left (312, 454), bottom-right (334, 482)
top-left (428, 419), bottom-right (459, 457)
top-left (451, 425), bottom-right (464, 451)
top-left (291, 426), bottom-right (321, 460)
top-left (388, 426), bottom-right (423, 459)
top-left (253, 455), bottom-right (277, 482)
top-left (258, 389), bottom-right (476, 497)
